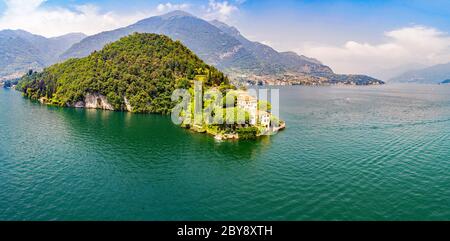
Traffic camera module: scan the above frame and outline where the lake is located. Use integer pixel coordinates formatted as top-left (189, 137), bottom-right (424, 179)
top-left (1, 84), bottom-right (450, 220)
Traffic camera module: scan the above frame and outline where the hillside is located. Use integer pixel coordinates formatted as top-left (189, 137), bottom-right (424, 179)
top-left (0, 30), bottom-right (86, 79)
top-left (18, 33), bottom-right (230, 114)
top-left (208, 19), bottom-right (332, 75)
top-left (60, 11), bottom-right (260, 73)
top-left (60, 11), bottom-right (382, 86)
top-left (390, 62), bottom-right (450, 84)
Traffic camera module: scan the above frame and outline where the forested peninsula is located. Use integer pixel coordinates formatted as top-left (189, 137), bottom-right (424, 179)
top-left (18, 33), bottom-right (284, 140)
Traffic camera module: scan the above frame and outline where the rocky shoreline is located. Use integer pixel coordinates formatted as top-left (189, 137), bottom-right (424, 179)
top-left (37, 92), bottom-right (286, 141)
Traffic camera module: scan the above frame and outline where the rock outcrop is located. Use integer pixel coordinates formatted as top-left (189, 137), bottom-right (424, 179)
top-left (73, 94), bottom-right (114, 111)
top-left (124, 97), bottom-right (133, 112)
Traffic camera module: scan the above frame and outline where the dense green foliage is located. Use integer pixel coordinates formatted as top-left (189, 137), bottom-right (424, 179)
top-left (60, 11), bottom-right (381, 86)
top-left (19, 33), bottom-right (229, 114)
top-left (236, 127), bottom-right (258, 140)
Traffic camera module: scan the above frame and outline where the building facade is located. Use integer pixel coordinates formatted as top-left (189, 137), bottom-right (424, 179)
top-left (237, 92), bottom-right (258, 125)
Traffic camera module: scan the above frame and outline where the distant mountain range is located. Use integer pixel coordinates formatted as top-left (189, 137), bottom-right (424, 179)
top-left (390, 62), bottom-right (450, 84)
top-left (0, 30), bottom-right (86, 80)
top-left (59, 11), bottom-right (382, 85)
top-left (1, 10), bottom-right (382, 85)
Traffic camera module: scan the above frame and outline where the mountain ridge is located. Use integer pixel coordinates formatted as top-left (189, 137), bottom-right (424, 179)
top-left (60, 10), bottom-right (382, 86)
top-left (390, 62), bottom-right (450, 84)
top-left (0, 30), bottom-right (86, 80)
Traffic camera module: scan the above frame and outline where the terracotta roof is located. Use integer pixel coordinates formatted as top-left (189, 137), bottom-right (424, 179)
top-left (237, 92), bottom-right (257, 102)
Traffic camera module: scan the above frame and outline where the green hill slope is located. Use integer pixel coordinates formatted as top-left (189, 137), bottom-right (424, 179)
top-left (19, 33), bottom-right (229, 114)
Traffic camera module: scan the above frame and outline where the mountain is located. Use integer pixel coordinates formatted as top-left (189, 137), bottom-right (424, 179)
top-left (208, 20), bottom-right (329, 73)
top-left (390, 62), bottom-right (450, 84)
top-left (0, 30), bottom-right (86, 80)
top-left (60, 10), bottom-right (382, 86)
top-left (60, 11), bottom-right (260, 72)
top-left (441, 79), bottom-right (450, 84)
top-left (18, 33), bottom-right (230, 114)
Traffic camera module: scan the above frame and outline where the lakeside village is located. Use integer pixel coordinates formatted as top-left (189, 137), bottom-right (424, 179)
top-left (0, 78), bottom-right (19, 89)
top-left (174, 82), bottom-right (286, 140)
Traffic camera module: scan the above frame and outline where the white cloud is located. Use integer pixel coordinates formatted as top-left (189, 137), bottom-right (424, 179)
top-left (0, 0), bottom-right (244, 37)
top-left (0, 0), bottom-right (149, 37)
top-left (156, 3), bottom-right (190, 13)
top-left (204, 0), bottom-right (239, 22)
top-left (296, 26), bottom-right (450, 80)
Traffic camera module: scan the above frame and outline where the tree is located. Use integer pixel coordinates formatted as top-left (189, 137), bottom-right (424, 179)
top-left (18, 33), bottom-right (231, 114)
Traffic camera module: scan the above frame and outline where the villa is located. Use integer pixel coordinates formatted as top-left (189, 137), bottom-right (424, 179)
top-left (237, 91), bottom-right (258, 125)
top-left (236, 91), bottom-right (273, 129)
top-left (258, 111), bottom-right (271, 128)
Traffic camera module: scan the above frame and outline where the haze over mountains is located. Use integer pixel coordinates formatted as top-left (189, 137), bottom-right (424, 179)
top-left (1, 10), bottom-right (383, 85)
top-left (0, 30), bottom-right (86, 80)
top-left (60, 10), bottom-right (382, 85)
top-left (390, 62), bottom-right (450, 84)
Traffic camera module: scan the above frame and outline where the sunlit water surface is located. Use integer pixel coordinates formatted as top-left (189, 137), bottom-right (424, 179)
top-left (1, 84), bottom-right (450, 220)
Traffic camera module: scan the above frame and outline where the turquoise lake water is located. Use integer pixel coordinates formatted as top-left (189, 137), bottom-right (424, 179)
top-left (1, 84), bottom-right (450, 220)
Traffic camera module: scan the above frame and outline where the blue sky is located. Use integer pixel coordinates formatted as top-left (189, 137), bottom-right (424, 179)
top-left (1, 1), bottom-right (449, 37)
top-left (1, 0), bottom-right (450, 78)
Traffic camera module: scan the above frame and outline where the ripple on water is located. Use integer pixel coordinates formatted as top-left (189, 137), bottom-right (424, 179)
top-left (1, 85), bottom-right (450, 220)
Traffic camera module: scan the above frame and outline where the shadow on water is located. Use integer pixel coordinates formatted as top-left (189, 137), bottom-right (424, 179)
top-left (189, 130), bottom-right (275, 161)
top-left (37, 101), bottom-right (274, 167)
top-left (2, 89), bottom-right (274, 166)
top-left (4, 85), bottom-right (450, 220)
